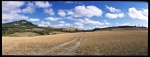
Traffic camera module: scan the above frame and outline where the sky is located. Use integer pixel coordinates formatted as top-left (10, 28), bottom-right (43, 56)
top-left (2, 1), bottom-right (148, 30)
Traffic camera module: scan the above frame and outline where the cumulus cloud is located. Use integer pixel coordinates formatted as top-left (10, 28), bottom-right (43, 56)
top-left (128, 7), bottom-right (148, 21)
top-left (28, 18), bottom-right (40, 22)
top-left (57, 10), bottom-right (66, 17)
top-left (22, 2), bottom-right (36, 14)
top-left (74, 25), bottom-right (84, 29)
top-left (105, 5), bottom-right (125, 19)
top-left (2, 13), bottom-right (28, 21)
top-left (95, 25), bottom-right (111, 28)
top-left (105, 5), bottom-right (121, 13)
top-left (59, 21), bottom-right (65, 24)
top-left (65, 1), bottom-right (74, 3)
top-left (54, 21), bottom-right (71, 28)
top-left (73, 5), bottom-right (103, 17)
top-left (67, 10), bottom-right (74, 15)
top-left (122, 23), bottom-right (130, 26)
top-left (77, 18), bottom-right (104, 25)
top-left (35, 1), bottom-right (51, 8)
top-left (103, 20), bottom-right (110, 25)
top-left (2, 1), bottom-right (29, 23)
top-left (45, 17), bottom-right (62, 21)
top-left (65, 1), bottom-right (82, 4)
top-left (74, 22), bottom-right (84, 26)
top-left (2, 1), bottom-right (25, 14)
top-left (44, 8), bottom-right (55, 16)
top-left (66, 5), bottom-right (103, 18)
top-left (78, 26), bottom-right (84, 29)
top-left (38, 21), bottom-right (51, 27)
top-left (105, 13), bottom-right (124, 19)
top-left (66, 16), bottom-right (74, 19)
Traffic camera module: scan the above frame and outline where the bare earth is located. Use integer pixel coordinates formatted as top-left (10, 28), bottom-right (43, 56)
top-left (2, 30), bottom-right (148, 56)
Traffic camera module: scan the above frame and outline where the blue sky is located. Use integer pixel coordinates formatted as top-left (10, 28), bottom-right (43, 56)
top-left (2, 1), bottom-right (148, 30)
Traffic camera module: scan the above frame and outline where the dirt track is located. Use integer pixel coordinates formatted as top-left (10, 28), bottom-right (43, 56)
top-left (43, 33), bottom-right (84, 55)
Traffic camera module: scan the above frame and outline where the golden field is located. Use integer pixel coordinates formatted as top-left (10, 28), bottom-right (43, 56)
top-left (2, 30), bottom-right (148, 56)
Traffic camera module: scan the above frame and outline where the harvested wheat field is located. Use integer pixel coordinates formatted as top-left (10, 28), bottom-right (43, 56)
top-left (2, 30), bottom-right (148, 56)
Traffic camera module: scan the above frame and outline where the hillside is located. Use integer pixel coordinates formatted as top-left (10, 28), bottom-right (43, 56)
top-left (2, 20), bottom-right (80, 36)
top-left (2, 20), bottom-right (38, 28)
top-left (93, 26), bottom-right (148, 31)
top-left (2, 20), bottom-right (148, 36)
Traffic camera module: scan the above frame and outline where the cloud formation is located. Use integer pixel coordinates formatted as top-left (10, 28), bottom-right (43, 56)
top-left (66, 5), bottom-right (103, 18)
top-left (105, 5), bottom-right (125, 19)
top-left (35, 1), bottom-right (51, 8)
top-left (45, 17), bottom-right (62, 21)
top-left (128, 7), bottom-right (148, 21)
top-left (22, 2), bottom-right (36, 14)
top-left (58, 10), bottom-right (66, 17)
top-left (28, 18), bottom-right (40, 22)
top-left (44, 8), bottom-right (55, 16)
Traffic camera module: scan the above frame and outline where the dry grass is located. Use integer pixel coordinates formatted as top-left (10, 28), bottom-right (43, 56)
top-left (7, 32), bottom-right (41, 37)
top-left (77, 30), bottom-right (148, 56)
top-left (2, 33), bottom-right (82, 55)
top-left (2, 30), bottom-right (148, 56)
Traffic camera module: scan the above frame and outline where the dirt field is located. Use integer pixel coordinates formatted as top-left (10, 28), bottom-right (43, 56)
top-left (2, 30), bottom-right (148, 56)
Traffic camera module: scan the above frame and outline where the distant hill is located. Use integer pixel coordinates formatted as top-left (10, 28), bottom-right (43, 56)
top-left (2, 20), bottom-right (81, 36)
top-left (2, 20), bottom-right (38, 28)
top-left (62, 27), bottom-right (81, 31)
top-left (93, 26), bottom-right (148, 31)
top-left (2, 20), bottom-right (148, 36)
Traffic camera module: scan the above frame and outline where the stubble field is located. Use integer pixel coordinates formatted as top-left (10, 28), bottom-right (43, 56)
top-left (2, 30), bottom-right (148, 56)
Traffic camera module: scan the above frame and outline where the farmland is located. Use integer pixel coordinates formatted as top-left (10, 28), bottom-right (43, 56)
top-left (2, 30), bottom-right (148, 56)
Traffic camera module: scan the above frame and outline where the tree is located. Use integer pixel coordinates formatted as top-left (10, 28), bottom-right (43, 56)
top-left (75, 29), bottom-right (78, 32)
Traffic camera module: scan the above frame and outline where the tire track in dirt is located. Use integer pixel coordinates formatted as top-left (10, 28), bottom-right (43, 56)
top-left (41, 32), bottom-right (85, 55)
top-left (51, 33), bottom-right (84, 55)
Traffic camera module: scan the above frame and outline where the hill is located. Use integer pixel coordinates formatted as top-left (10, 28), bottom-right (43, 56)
top-left (2, 20), bottom-right (148, 36)
top-left (2, 20), bottom-right (38, 28)
top-left (93, 26), bottom-right (148, 31)
top-left (2, 20), bottom-right (81, 36)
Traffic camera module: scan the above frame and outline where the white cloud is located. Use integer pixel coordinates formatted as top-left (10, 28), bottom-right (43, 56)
top-left (35, 1), bottom-right (51, 8)
top-left (2, 1), bottom-right (25, 14)
top-left (2, 1), bottom-right (29, 23)
top-left (77, 18), bottom-right (104, 25)
top-left (57, 10), bottom-right (66, 17)
top-left (67, 5), bottom-right (103, 17)
top-left (116, 23), bottom-right (131, 26)
top-left (66, 16), bottom-right (74, 19)
top-left (59, 21), bottom-right (65, 24)
top-left (54, 21), bottom-right (71, 28)
top-left (105, 5), bottom-right (125, 19)
top-left (65, 1), bottom-right (82, 4)
top-left (74, 25), bottom-right (84, 29)
top-left (44, 8), bottom-right (55, 16)
top-left (78, 26), bottom-right (84, 29)
top-left (2, 13), bottom-right (28, 20)
top-left (122, 23), bottom-right (130, 26)
top-left (28, 18), bottom-right (40, 22)
top-left (22, 2), bottom-right (36, 14)
top-left (103, 20), bottom-right (110, 25)
top-left (45, 17), bottom-right (61, 21)
top-left (38, 21), bottom-right (51, 27)
top-left (67, 10), bottom-right (74, 15)
top-left (65, 1), bottom-right (74, 3)
top-left (74, 5), bottom-right (103, 17)
top-left (128, 7), bottom-right (148, 21)
top-left (105, 5), bottom-right (121, 13)
top-left (95, 26), bottom-right (100, 28)
top-left (74, 22), bottom-right (84, 26)
top-left (105, 13), bottom-right (124, 19)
